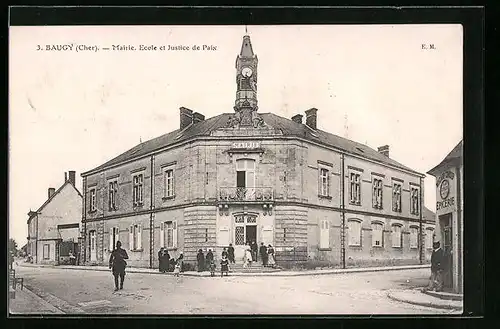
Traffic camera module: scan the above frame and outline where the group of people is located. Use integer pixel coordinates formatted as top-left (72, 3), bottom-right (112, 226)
top-left (158, 247), bottom-right (183, 276)
top-left (196, 248), bottom-right (230, 277)
top-left (243, 241), bottom-right (276, 268)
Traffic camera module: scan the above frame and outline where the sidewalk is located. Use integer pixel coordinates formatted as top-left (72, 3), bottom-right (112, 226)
top-left (387, 288), bottom-right (463, 311)
top-left (9, 287), bottom-right (64, 314)
top-left (19, 262), bottom-right (429, 277)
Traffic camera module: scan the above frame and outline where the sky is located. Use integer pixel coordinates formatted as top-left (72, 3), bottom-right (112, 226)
top-left (9, 25), bottom-right (463, 246)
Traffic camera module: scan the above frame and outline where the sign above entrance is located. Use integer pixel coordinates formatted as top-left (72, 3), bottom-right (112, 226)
top-left (231, 141), bottom-right (261, 149)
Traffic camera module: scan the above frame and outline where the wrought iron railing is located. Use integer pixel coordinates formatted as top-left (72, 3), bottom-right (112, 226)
top-left (218, 187), bottom-right (274, 202)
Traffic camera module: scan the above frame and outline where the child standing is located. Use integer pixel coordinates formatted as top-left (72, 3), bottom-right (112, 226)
top-left (220, 255), bottom-right (229, 277)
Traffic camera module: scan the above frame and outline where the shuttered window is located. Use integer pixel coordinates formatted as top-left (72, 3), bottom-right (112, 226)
top-left (372, 222), bottom-right (383, 247)
top-left (319, 220), bottom-right (330, 249)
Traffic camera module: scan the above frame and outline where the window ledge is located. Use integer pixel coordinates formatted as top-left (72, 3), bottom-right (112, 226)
top-left (164, 247), bottom-right (178, 251)
top-left (88, 210), bottom-right (97, 214)
top-left (131, 248), bottom-right (144, 252)
top-left (410, 247), bottom-right (418, 250)
top-left (349, 202), bottom-right (361, 206)
top-left (318, 195), bottom-right (332, 200)
top-left (162, 195), bottom-right (176, 201)
top-left (348, 244), bottom-right (362, 248)
top-left (133, 204), bottom-right (144, 209)
top-left (392, 246), bottom-right (403, 249)
top-left (318, 248), bottom-right (332, 251)
top-left (372, 245), bottom-right (384, 248)
top-left (372, 206), bottom-right (383, 210)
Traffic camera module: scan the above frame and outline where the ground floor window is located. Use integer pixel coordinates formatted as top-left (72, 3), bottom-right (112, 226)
top-left (319, 220), bottom-right (330, 249)
top-left (425, 228), bottom-right (434, 249)
top-left (371, 222), bottom-right (383, 247)
top-left (234, 214), bottom-right (257, 245)
top-left (129, 224), bottom-right (142, 250)
top-left (409, 226), bottom-right (419, 249)
top-left (43, 244), bottom-right (50, 259)
top-left (160, 221), bottom-right (177, 248)
top-left (392, 224), bottom-right (402, 248)
top-left (348, 219), bottom-right (362, 246)
top-left (109, 227), bottom-right (120, 251)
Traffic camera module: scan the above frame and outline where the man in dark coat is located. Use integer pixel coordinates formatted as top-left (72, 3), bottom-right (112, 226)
top-left (162, 250), bottom-right (170, 273)
top-left (109, 241), bottom-right (129, 291)
top-left (196, 249), bottom-right (205, 272)
top-left (206, 249), bottom-right (214, 269)
top-left (427, 241), bottom-right (444, 292)
top-left (250, 241), bottom-right (258, 262)
top-left (227, 244), bottom-right (235, 264)
top-left (158, 247), bottom-right (164, 272)
top-left (259, 243), bottom-right (268, 266)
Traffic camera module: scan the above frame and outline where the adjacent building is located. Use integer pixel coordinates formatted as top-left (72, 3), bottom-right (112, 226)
top-left (428, 140), bottom-right (463, 294)
top-left (81, 34), bottom-right (434, 269)
top-left (27, 171), bottom-right (83, 265)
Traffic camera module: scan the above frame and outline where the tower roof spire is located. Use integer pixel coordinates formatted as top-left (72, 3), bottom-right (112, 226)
top-left (240, 33), bottom-right (254, 58)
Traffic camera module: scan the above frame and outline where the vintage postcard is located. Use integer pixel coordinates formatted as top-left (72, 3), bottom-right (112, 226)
top-left (9, 23), bottom-right (464, 315)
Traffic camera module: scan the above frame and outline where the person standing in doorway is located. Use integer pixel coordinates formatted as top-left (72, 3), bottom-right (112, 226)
top-left (267, 244), bottom-right (276, 268)
top-left (197, 249), bottom-right (205, 272)
top-left (108, 241), bottom-right (129, 292)
top-left (158, 247), bottom-right (164, 272)
top-left (228, 244), bottom-right (235, 264)
top-left (250, 240), bottom-right (258, 262)
top-left (259, 243), bottom-right (268, 267)
top-left (426, 241), bottom-right (444, 292)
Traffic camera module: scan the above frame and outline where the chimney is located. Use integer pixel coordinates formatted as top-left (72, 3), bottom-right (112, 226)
top-left (68, 171), bottom-right (76, 185)
top-left (378, 145), bottom-right (390, 157)
top-left (305, 108), bottom-right (318, 130)
top-left (48, 188), bottom-right (56, 199)
top-left (291, 114), bottom-right (303, 124)
top-left (193, 112), bottom-right (205, 124)
top-left (179, 107), bottom-right (193, 130)
top-left (64, 172), bottom-right (68, 182)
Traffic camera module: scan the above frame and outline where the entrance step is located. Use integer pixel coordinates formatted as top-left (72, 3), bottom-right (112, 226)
top-left (228, 263), bottom-right (281, 273)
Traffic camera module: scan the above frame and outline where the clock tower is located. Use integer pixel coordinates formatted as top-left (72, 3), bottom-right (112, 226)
top-left (234, 34), bottom-right (258, 111)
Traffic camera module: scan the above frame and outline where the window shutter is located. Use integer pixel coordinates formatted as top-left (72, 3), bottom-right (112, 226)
top-left (160, 222), bottom-right (165, 248)
top-left (129, 225), bottom-right (134, 250)
top-left (172, 220), bottom-right (178, 248)
top-left (326, 172), bottom-right (330, 196)
top-left (318, 169), bottom-right (321, 195)
top-left (109, 228), bottom-right (114, 251)
top-left (137, 224), bottom-right (142, 250)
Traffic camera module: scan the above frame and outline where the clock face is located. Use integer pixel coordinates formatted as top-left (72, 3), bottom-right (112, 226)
top-left (242, 67), bottom-right (253, 77)
top-left (439, 179), bottom-right (450, 199)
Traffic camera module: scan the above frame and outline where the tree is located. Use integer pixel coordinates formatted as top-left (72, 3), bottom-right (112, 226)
top-left (9, 238), bottom-right (18, 255)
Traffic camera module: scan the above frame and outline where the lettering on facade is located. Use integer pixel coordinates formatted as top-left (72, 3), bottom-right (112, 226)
top-left (436, 170), bottom-right (455, 211)
top-left (231, 142), bottom-right (261, 149)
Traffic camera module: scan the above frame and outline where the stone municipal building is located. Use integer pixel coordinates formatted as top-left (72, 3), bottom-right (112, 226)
top-left (81, 34), bottom-right (435, 269)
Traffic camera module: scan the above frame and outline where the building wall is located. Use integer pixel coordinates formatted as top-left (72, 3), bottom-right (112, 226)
top-left (37, 240), bottom-right (57, 264)
top-left (82, 135), bottom-right (432, 269)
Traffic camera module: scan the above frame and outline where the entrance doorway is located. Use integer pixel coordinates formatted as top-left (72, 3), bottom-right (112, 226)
top-left (233, 213), bottom-right (258, 262)
top-left (439, 213), bottom-right (453, 290)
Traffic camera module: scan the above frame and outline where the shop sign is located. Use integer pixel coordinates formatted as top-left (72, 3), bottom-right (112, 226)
top-left (436, 170), bottom-right (455, 211)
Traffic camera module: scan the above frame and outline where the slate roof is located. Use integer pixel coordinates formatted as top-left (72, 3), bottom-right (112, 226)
top-left (28, 180), bottom-right (83, 223)
top-left (427, 140), bottom-right (463, 176)
top-left (83, 112), bottom-right (423, 176)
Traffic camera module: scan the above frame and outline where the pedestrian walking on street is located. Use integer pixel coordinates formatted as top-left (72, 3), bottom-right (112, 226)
top-left (228, 244), bottom-right (235, 264)
top-left (250, 240), bottom-right (258, 262)
top-left (108, 241), bottom-right (129, 292)
top-left (197, 249), bottom-right (205, 272)
top-left (426, 241), bottom-right (444, 292)
top-left (259, 243), bottom-right (268, 267)
top-left (267, 244), bottom-right (276, 268)
top-left (220, 255), bottom-right (229, 277)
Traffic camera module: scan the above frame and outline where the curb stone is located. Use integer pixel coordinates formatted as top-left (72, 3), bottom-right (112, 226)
top-left (386, 290), bottom-right (463, 311)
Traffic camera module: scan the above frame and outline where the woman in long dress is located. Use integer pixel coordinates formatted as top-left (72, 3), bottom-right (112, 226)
top-left (267, 244), bottom-right (276, 268)
top-left (243, 247), bottom-right (253, 268)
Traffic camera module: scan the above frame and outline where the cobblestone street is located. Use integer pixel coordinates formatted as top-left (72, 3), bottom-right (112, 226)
top-left (10, 266), bottom-right (458, 315)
